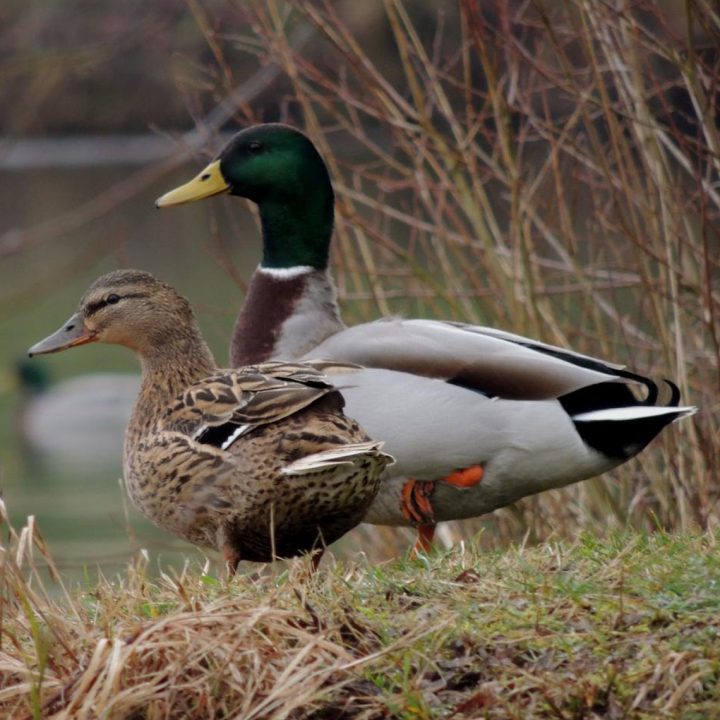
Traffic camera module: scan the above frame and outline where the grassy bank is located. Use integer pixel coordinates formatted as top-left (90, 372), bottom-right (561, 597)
top-left (2, 506), bottom-right (719, 719)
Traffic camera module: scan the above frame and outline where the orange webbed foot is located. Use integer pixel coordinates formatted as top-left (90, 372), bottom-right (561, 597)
top-left (401, 478), bottom-right (435, 525)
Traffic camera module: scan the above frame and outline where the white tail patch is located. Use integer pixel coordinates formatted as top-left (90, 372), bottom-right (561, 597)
top-left (573, 405), bottom-right (696, 423)
top-left (282, 441), bottom-right (390, 476)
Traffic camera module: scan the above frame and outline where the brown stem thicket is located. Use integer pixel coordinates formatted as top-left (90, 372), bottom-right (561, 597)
top-left (233, 0), bottom-right (719, 545)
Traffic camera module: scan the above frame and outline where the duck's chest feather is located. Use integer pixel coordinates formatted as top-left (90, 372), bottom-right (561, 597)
top-left (124, 431), bottom-right (230, 548)
top-left (231, 267), bottom-right (345, 366)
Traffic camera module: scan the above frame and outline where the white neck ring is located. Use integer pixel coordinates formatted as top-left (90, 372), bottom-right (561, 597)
top-left (258, 265), bottom-right (315, 280)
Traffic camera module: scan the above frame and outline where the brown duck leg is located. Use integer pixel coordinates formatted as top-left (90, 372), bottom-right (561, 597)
top-left (401, 479), bottom-right (435, 525)
top-left (401, 478), bottom-right (436, 556)
top-left (412, 524), bottom-right (436, 556)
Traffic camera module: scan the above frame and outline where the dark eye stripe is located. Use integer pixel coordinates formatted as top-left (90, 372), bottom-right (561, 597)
top-left (85, 300), bottom-right (107, 316)
top-left (85, 291), bottom-right (148, 316)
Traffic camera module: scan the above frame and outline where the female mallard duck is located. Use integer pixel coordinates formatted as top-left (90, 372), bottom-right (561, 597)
top-left (28, 269), bottom-right (392, 569)
top-left (156, 123), bottom-right (695, 550)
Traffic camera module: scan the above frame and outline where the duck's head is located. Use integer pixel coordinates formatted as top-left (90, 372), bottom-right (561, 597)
top-left (156, 124), bottom-right (334, 270)
top-left (28, 270), bottom-right (195, 357)
top-left (156, 124), bottom-right (332, 208)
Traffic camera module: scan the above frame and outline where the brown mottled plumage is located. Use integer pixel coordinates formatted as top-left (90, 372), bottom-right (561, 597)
top-left (28, 270), bottom-right (392, 569)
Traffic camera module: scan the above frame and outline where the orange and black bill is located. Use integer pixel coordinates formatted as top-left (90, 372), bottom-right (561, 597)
top-left (28, 313), bottom-right (96, 357)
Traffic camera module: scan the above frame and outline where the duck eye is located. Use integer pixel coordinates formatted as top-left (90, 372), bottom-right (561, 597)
top-left (248, 141), bottom-right (263, 154)
top-left (106, 293), bottom-right (120, 305)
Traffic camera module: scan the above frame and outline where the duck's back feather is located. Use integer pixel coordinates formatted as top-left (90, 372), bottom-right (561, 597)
top-left (302, 318), bottom-right (635, 400)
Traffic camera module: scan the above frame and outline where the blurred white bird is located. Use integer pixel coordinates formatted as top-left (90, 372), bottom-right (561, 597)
top-left (12, 360), bottom-right (139, 467)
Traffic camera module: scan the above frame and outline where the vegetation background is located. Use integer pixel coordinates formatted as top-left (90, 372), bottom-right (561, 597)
top-left (1, 1), bottom-right (719, 716)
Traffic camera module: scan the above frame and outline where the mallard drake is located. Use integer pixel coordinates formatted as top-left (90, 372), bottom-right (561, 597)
top-left (13, 360), bottom-right (139, 466)
top-left (156, 123), bottom-right (695, 550)
top-left (28, 269), bottom-right (392, 569)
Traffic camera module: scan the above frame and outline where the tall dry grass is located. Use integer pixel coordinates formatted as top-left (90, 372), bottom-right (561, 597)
top-left (0, 501), bottom-right (406, 719)
top-left (4, 499), bottom-right (720, 718)
top-left (191, 0), bottom-right (720, 549)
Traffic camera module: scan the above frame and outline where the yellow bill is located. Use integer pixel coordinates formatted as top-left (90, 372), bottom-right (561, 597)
top-left (155, 160), bottom-right (230, 208)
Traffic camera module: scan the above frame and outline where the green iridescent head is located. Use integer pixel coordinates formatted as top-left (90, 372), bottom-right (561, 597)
top-left (156, 124), bottom-right (335, 269)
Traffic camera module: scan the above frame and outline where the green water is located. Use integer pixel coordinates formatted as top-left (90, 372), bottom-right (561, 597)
top-left (0, 162), bottom-right (262, 578)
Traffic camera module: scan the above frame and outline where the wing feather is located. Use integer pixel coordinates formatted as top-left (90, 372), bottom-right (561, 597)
top-left (303, 318), bottom-right (635, 400)
top-left (159, 362), bottom-right (350, 445)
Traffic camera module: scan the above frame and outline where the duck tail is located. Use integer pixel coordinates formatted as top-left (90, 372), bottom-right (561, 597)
top-left (559, 376), bottom-right (696, 460)
top-left (282, 441), bottom-right (394, 476)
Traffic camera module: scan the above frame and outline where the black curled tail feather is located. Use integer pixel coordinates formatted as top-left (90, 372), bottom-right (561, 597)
top-left (606, 368), bottom-right (658, 406)
top-left (662, 379), bottom-right (681, 407)
top-left (559, 374), bottom-right (682, 418)
top-left (608, 373), bottom-right (680, 409)
top-left (559, 376), bottom-right (687, 461)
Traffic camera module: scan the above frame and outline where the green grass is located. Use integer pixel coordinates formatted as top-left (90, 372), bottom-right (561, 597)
top-left (3, 518), bottom-right (720, 718)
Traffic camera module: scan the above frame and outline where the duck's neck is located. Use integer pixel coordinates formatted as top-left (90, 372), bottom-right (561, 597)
top-left (132, 329), bottom-right (217, 432)
top-left (230, 265), bottom-right (345, 366)
top-left (231, 170), bottom-right (344, 365)
top-left (258, 170), bottom-right (334, 270)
